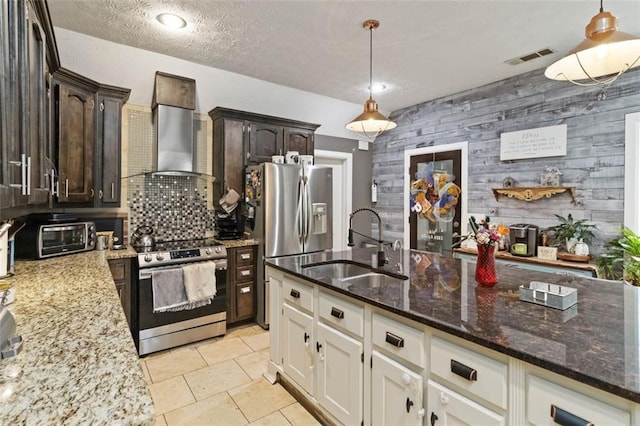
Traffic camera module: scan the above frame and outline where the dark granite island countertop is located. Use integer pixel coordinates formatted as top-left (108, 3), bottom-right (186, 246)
top-left (0, 251), bottom-right (154, 424)
top-left (265, 247), bottom-right (640, 404)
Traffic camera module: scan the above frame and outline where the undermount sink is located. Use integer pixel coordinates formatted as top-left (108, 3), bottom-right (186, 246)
top-left (301, 260), bottom-right (408, 289)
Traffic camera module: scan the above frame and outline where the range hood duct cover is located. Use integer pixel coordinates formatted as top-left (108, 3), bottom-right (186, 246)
top-left (152, 71), bottom-right (196, 174)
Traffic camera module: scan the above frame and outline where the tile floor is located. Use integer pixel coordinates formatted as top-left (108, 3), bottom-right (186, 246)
top-left (140, 323), bottom-right (321, 426)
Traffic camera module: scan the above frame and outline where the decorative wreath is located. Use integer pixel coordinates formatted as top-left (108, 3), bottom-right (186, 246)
top-left (409, 165), bottom-right (461, 223)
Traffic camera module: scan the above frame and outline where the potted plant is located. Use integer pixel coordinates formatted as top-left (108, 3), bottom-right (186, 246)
top-left (596, 228), bottom-right (640, 285)
top-left (545, 213), bottom-right (597, 254)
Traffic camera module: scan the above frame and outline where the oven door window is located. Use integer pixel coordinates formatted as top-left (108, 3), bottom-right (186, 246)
top-left (41, 225), bottom-right (86, 255)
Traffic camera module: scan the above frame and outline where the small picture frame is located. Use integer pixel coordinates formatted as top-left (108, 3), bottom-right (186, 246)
top-left (540, 171), bottom-right (560, 187)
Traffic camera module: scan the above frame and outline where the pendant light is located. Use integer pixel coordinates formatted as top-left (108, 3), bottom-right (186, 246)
top-left (545, 0), bottom-right (640, 86)
top-left (346, 19), bottom-right (397, 141)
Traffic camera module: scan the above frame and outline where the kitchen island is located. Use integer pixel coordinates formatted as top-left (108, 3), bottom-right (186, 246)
top-left (265, 248), bottom-right (640, 425)
top-left (0, 250), bottom-right (154, 425)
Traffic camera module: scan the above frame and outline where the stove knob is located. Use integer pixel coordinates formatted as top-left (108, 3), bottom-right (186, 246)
top-left (144, 254), bottom-right (153, 263)
top-left (204, 248), bottom-right (212, 255)
top-left (156, 254), bottom-right (165, 261)
top-left (215, 246), bottom-right (222, 254)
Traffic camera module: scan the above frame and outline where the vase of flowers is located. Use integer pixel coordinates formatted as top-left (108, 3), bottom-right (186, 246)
top-left (467, 217), bottom-right (499, 287)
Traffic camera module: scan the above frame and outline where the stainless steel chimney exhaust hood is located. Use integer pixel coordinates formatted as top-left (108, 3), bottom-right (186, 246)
top-left (147, 71), bottom-right (210, 178)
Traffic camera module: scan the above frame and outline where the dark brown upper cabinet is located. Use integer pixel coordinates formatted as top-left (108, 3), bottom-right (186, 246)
top-left (209, 107), bottom-right (320, 204)
top-left (51, 68), bottom-right (129, 207)
top-left (1, 0), bottom-right (59, 212)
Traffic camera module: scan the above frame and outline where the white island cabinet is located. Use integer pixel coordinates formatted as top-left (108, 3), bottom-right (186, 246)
top-left (264, 264), bottom-right (640, 426)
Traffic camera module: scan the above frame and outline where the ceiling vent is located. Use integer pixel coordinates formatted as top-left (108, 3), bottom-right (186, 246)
top-left (505, 48), bottom-right (555, 66)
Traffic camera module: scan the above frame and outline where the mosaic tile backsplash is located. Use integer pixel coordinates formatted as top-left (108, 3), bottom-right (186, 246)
top-left (126, 107), bottom-right (214, 242)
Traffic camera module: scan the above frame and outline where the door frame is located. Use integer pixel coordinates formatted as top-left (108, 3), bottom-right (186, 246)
top-left (403, 142), bottom-right (469, 248)
top-left (625, 112), bottom-right (640, 234)
top-left (314, 149), bottom-right (353, 251)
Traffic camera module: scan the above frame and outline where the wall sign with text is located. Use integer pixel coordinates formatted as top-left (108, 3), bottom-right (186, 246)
top-left (500, 124), bottom-right (567, 161)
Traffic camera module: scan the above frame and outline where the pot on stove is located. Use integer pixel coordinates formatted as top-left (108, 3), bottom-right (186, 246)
top-left (132, 226), bottom-right (155, 250)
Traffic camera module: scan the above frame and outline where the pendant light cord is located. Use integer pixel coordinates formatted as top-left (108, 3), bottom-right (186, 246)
top-left (600, 0), bottom-right (603, 13)
top-left (369, 25), bottom-right (373, 100)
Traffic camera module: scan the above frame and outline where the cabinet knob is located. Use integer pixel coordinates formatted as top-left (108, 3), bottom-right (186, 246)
top-left (439, 392), bottom-right (449, 405)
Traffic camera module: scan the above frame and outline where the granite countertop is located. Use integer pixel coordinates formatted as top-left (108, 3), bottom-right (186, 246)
top-left (266, 247), bottom-right (640, 403)
top-left (104, 245), bottom-right (138, 259)
top-left (214, 238), bottom-right (259, 248)
top-left (0, 251), bottom-right (154, 424)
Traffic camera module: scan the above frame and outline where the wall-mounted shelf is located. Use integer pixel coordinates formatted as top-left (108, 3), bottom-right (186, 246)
top-left (492, 186), bottom-right (576, 205)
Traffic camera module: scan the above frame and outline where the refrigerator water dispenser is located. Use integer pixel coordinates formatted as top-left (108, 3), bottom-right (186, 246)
top-left (312, 203), bottom-right (328, 234)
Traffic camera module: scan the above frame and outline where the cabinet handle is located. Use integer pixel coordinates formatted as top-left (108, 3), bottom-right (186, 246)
top-left (385, 332), bottom-right (404, 348)
top-left (330, 307), bottom-right (344, 319)
top-left (304, 332), bottom-right (309, 343)
top-left (405, 397), bottom-right (414, 413)
top-left (430, 412), bottom-right (439, 426)
top-left (100, 101), bottom-right (104, 111)
top-left (290, 289), bottom-right (300, 299)
top-left (21, 154), bottom-right (27, 195)
top-left (450, 359), bottom-right (477, 381)
top-left (91, 188), bottom-right (94, 198)
top-left (111, 182), bottom-right (115, 199)
top-left (26, 156), bottom-right (31, 196)
top-left (316, 341), bottom-right (322, 352)
top-left (240, 286), bottom-right (251, 294)
top-left (65, 179), bottom-right (69, 198)
top-left (240, 270), bottom-right (251, 277)
top-left (550, 404), bottom-right (593, 426)
top-left (50, 169), bottom-right (57, 196)
top-left (98, 190), bottom-right (103, 199)
top-left (241, 253), bottom-right (251, 260)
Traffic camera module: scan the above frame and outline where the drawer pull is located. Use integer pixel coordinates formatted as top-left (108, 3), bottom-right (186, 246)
top-left (240, 286), bottom-right (251, 294)
top-left (385, 332), bottom-right (404, 348)
top-left (290, 289), bottom-right (300, 299)
top-left (430, 412), bottom-right (439, 426)
top-left (316, 341), bottom-right (322, 352)
top-left (405, 397), bottom-right (414, 413)
top-left (550, 404), bottom-right (594, 426)
top-left (450, 359), bottom-right (477, 381)
top-left (304, 332), bottom-right (309, 343)
top-left (240, 270), bottom-right (251, 276)
top-left (240, 253), bottom-right (251, 260)
top-left (330, 307), bottom-right (344, 319)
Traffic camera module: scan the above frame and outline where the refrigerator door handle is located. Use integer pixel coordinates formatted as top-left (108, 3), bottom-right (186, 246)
top-left (305, 180), bottom-right (311, 243)
top-left (297, 177), bottom-right (304, 244)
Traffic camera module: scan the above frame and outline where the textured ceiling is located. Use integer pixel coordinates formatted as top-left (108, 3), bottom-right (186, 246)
top-left (48, 0), bottom-right (640, 113)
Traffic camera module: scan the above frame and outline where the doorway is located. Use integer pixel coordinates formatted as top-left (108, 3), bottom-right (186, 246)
top-left (403, 142), bottom-right (468, 253)
top-left (315, 150), bottom-right (353, 251)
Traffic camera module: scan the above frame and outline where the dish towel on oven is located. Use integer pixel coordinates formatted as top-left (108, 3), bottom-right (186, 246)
top-left (183, 262), bottom-right (217, 308)
top-left (151, 268), bottom-right (189, 313)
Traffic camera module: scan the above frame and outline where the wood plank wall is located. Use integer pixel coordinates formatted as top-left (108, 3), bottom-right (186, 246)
top-left (371, 67), bottom-right (640, 254)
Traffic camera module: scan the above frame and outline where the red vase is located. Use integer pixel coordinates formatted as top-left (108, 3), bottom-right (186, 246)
top-left (475, 244), bottom-right (497, 287)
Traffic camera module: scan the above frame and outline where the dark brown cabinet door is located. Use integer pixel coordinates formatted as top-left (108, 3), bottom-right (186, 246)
top-left (26, 3), bottom-right (50, 205)
top-left (97, 95), bottom-right (126, 206)
top-left (55, 83), bottom-right (95, 203)
top-left (109, 258), bottom-right (132, 329)
top-left (283, 127), bottom-right (314, 156)
top-left (248, 121), bottom-right (283, 164)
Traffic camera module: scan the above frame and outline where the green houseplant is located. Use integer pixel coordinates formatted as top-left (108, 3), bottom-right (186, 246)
top-left (596, 228), bottom-right (640, 285)
top-left (545, 213), bottom-right (597, 254)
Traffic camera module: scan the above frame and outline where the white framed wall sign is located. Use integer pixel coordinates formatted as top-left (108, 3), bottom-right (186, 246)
top-left (500, 124), bottom-right (567, 161)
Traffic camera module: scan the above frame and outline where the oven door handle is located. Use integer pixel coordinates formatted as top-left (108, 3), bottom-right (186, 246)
top-left (139, 260), bottom-right (227, 280)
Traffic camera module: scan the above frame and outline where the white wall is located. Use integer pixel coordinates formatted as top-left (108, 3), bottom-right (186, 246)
top-left (54, 28), bottom-right (363, 140)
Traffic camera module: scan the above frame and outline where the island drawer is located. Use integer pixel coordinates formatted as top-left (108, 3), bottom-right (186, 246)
top-left (372, 312), bottom-right (424, 368)
top-left (526, 375), bottom-right (630, 426)
top-left (282, 278), bottom-right (313, 313)
top-left (318, 291), bottom-right (364, 338)
top-left (430, 336), bottom-right (508, 410)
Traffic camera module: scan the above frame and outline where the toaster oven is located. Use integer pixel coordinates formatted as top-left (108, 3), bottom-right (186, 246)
top-left (15, 220), bottom-right (96, 259)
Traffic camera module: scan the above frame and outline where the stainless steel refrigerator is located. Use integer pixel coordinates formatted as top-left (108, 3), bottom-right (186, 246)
top-left (245, 162), bottom-right (333, 328)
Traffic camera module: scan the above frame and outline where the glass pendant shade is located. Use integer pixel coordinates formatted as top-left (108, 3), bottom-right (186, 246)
top-left (346, 19), bottom-right (396, 141)
top-left (346, 98), bottom-right (397, 141)
top-left (545, 9), bottom-right (640, 86)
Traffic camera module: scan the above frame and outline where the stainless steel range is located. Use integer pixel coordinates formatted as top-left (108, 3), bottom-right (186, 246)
top-left (136, 238), bottom-right (227, 356)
